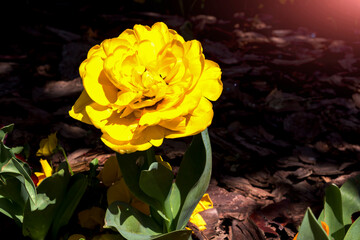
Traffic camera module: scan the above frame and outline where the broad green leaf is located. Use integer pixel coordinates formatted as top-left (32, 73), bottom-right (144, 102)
top-left (166, 183), bottom-right (181, 221)
top-left (297, 208), bottom-right (330, 240)
top-left (151, 229), bottom-right (192, 240)
top-left (140, 162), bottom-right (174, 221)
top-left (116, 151), bottom-right (159, 209)
top-left (173, 129), bottom-right (212, 230)
top-left (0, 196), bottom-right (23, 225)
top-left (23, 162), bottom-right (70, 240)
top-left (324, 184), bottom-right (345, 239)
top-left (0, 124), bottom-right (14, 141)
top-left (340, 174), bottom-right (360, 226)
top-left (11, 146), bottom-right (24, 155)
top-left (344, 217), bottom-right (360, 240)
top-left (318, 209), bottom-right (325, 223)
top-left (0, 174), bottom-right (29, 210)
top-left (51, 173), bottom-right (88, 239)
top-left (105, 201), bottom-right (162, 240)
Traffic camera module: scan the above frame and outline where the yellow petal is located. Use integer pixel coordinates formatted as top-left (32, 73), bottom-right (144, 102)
top-left (40, 159), bottom-right (53, 178)
top-left (183, 40), bottom-right (205, 88)
top-left (132, 126), bottom-right (165, 147)
top-left (138, 40), bottom-right (157, 67)
top-left (155, 155), bottom-right (172, 171)
top-left (34, 172), bottom-right (45, 186)
top-left (85, 102), bottom-right (113, 129)
top-left (100, 114), bottom-right (138, 142)
top-left (118, 29), bottom-right (137, 46)
top-left (139, 89), bottom-right (201, 126)
top-left (87, 45), bottom-right (106, 59)
top-left (166, 98), bottom-right (213, 138)
top-left (101, 133), bottom-right (152, 154)
top-left (97, 156), bottom-right (122, 187)
top-left (107, 180), bottom-right (132, 205)
top-left (69, 90), bottom-right (93, 125)
top-left (47, 133), bottom-right (58, 155)
top-left (159, 117), bottom-right (186, 132)
top-left (198, 60), bottom-right (223, 101)
top-left (189, 213), bottom-right (207, 231)
top-left (193, 193), bottom-right (213, 215)
top-left (81, 56), bottom-right (118, 106)
top-left (102, 38), bottom-right (131, 56)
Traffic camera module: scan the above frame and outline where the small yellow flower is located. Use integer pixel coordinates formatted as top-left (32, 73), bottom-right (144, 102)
top-left (34, 159), bottom-right (53, 186)
top-left (78, 206), bottom-right (105, 230)
top-left (69, 22), bottom-right (222, 154)
top-left (36, 133), bottom-right (58, 157)
top-left (188, 193), bottom-right (213, 231)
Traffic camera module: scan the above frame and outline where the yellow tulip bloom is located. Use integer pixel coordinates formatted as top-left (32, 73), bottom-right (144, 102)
top-left (34, 159), bottom-right (53, 186)
top-left (69, 22), bottom-right (222, 153)
top-left (36, 132), bottom-right (58, 157)
top-left (189, 193), bottom-right (213, 231)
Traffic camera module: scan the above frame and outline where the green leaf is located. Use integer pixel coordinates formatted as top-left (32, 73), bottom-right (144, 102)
top-left (151, 229), bottom-right (192, 240)
top-left (140, 162), bottom-right (174, 230)
top-left (50, 173), bottom-right (88, 239)
top-left (0, 124), bottom-right (14, 141)
top-left (344, 217), bottom-right (360, 240)
top-left (90, 158), bottom-right (99, 176)
top-left (22, 162), bottom-right (70, 240)
top-left (297, 208), bottom-right (330, 240)
top-left (0, 195), bottom-right (24, 225)
top-left (116, 150), bottom-right (159, 209)
top-left (0, 144), bottom-right (37, 207)
top-left (340, 174), bottom-right (360, 226)
top-left (0, 174), bottom-right (29, 211)
top-left (11, 146), bottom-right (24, 155)
top-left (139, 162), bottom-right (173, 210)
top-left (173, 129), bottom-right (212, 230)
top-left (105, 201), bottom-right (162, 240)
top-left (324, 184), bottom-right (345, 239)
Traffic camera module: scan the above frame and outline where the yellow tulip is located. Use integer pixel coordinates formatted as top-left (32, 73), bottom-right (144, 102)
top-left (189, 193), bottom-right (213, 231)
top-left (36, 133), bottom-right (58, 157)
top-left (69, 22), bottom-right (222, 153)
top-left (34, 159), bottom-right (53, 186)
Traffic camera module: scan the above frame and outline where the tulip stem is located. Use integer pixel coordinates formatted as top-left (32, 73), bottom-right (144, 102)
top-left (59, 147), bottom-right (74, 176)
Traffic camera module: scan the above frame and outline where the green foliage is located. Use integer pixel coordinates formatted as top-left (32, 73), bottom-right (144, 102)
top-left (107, 129), bottom-right (212, 239)
top-left (296, 174), bottom-right (360, 240)
top-left (0, 124), bottom-right (87, 240)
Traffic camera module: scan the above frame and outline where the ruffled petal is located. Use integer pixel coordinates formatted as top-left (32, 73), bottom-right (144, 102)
top-left (197, 60), bottom-right (223, 101)
top-left (85, 102), bottom-right (114, 129)
top-left (165, 97), bottom-right (213, 138)
top-left (101, 133), bottom-right (152, 154)
top-left (69, 90), bottom-right (93, 125)
top-left (82, 56), bottom-right (118, 106)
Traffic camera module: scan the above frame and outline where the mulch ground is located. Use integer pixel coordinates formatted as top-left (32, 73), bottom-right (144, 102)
top-left (1, 2), bottom-right (360, 239)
